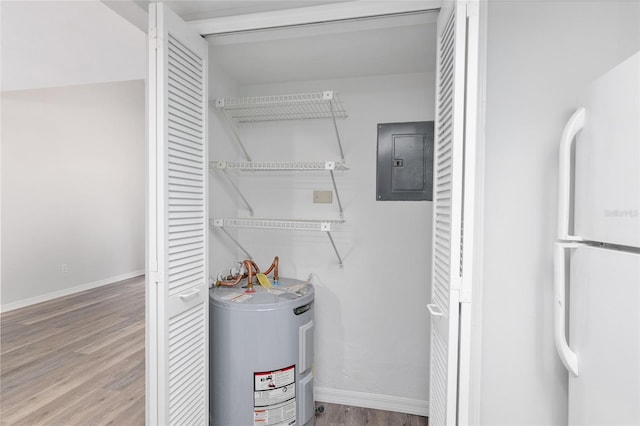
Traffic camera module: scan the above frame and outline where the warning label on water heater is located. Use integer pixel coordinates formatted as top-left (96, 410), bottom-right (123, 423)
top-left (254, 365), bottom-right (296, 425)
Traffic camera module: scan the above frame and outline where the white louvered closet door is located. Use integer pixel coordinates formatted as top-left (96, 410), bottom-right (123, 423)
top-left (428, 1), bottom-right (469, 425)
top-left (147, 3), bottom-right (209, 425)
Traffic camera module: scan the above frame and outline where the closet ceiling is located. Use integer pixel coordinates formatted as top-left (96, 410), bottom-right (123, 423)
top-left (208, 12), bottom-right (438, 85)
top-left (161, 1), bottom-right (351, 22)
top-left (152, 0), bottom-right (438, 84)
top-left (153, 0), bottom-right (437, 84)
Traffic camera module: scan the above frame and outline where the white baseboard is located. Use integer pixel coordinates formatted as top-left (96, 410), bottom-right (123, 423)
top-left (314, 386), bottom-right (429, 417)
top-left (0, 270), bottom-right (145, 313)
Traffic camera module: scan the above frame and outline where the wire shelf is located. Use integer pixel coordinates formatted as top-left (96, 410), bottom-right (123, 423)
top-left (210, 160), bottom-right (349, 172)
top-left (215, 91), bottom-right (347, 123)
top-left (211, 218), bottom-right (344, 232)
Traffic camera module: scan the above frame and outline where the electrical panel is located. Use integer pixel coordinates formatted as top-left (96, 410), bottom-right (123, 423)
top-left (376, 121), bottom-right (434, 201)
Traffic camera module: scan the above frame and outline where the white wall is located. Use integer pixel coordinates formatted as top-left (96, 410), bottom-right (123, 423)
top-left (209, 71), bottom-right (435, 412)
top-left (209, 57), bottom-right (244, 275)
top-left (480, 2), bottom-right (640, 424)
top-left (1, 1), bottom-right (146, 92)
top-left (1, 80), bottom-right (146, 310)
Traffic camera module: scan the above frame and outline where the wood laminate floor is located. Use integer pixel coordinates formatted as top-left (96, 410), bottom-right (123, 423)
top-left (314, 403), bottom-right (428, 426)
top-left (0, 278), bottom-right (428, 426)
top-left (0, 276), bottom-right (146, 425)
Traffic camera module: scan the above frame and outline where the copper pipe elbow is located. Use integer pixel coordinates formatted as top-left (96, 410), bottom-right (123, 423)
top-left (263, 256), bottom-right (279, 281)
top-left (243, 259), bottom-right (255, 290)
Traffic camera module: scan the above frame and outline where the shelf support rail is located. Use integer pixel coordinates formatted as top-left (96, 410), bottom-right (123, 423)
top-left (326, 91), bottom-right (346, 162)
top-left (217, 100), bottom-right (253, 161)
top-left (212, 220), bottom-right (254, 260)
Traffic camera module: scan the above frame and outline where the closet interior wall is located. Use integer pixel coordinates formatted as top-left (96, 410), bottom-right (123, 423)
top-left (208, 59), bottom-right (242, 272)
top-left (208, 17), bottom-right (436, 407)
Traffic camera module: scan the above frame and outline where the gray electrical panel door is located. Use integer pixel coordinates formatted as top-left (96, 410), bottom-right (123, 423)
top-left (376, 121), bottom-right (434, 201)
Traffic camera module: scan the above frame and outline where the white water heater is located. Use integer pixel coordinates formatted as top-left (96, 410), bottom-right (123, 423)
top-left (209, 278), bottom-right (315, 426)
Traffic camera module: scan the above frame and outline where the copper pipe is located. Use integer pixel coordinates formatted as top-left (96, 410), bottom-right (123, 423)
top-left (216, 276), bottom-right (243, 287)
top-left (247, 260), bottom-right (261, 274)
top-left (243, 259), bottom-right (255, 292)
top-left (263, 256), bottom-right (279, 281)
top-left (216, 273), bottom-right (246, 287)
top-left (215, 256), bottom-right (280, 288)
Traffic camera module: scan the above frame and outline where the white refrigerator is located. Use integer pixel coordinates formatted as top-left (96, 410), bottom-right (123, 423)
top-left (554, 51), bottom-right (640, 425)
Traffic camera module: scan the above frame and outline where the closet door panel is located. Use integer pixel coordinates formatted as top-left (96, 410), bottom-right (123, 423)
top-left (429, 1), bottom-right (468, 425)
top-left (147, 3), bottom-right (209, 425)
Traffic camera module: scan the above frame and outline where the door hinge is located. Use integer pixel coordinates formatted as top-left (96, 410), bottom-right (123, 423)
top-left (148, 271), bottom-right (160, 285)
top-left (460, 289), bottom-right (472, 304)
top-left (149, 260), bottom-right (159, 284)
top-left (149, 27), bottom-right (162, 50)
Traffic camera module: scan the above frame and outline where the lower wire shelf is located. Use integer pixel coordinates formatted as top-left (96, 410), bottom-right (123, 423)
top-left (210, 218), bottom-right (345, 267)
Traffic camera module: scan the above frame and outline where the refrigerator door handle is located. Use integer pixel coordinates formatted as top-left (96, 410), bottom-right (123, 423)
top-left (558, 107), bottom-right (586, 241)
top-left (554, 242), bottom-right (581, 377)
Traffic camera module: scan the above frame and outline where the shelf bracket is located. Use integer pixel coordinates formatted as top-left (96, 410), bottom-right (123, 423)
top-left (327, 93), bottom-right (345, 162)
top-left (213, 220), bottom-right (253, 260)
top-left (325, 229), bottom-right (344, 268)
top-left (328, 169), bottom-right (344, 218)
top-left (220, 167), bottom-right (254, 216)
top-left (218, 103), bottom-right (253, 161)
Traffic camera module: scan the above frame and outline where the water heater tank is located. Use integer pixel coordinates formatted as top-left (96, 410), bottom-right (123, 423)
top-left (209, 277), bottom-right (315, 426)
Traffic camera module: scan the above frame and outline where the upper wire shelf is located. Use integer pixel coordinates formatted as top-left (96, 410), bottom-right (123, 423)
top-left (214, 90), bottom-right (347, 162)
top-left (215, 91), bottom-right (347, 123)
